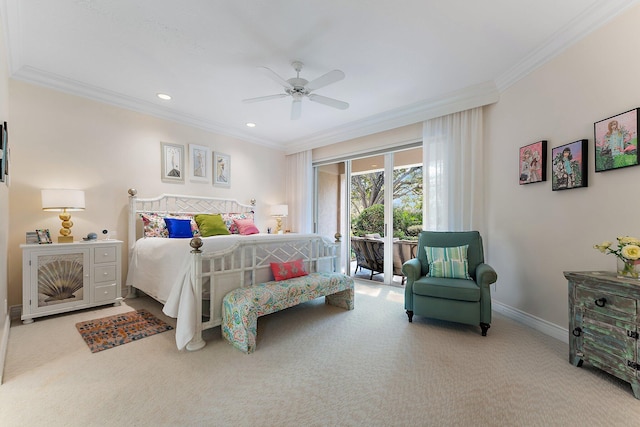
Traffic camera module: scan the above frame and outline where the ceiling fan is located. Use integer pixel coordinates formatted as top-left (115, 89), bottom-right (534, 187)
top-left (242, 61), bottom-right (349, 120)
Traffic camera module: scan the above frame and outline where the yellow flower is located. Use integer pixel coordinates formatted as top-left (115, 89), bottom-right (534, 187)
top-left (593, 242), bottom-right (612, 253)
top-left (618, 236), bottom-right (640, 246)
top-left (622, 244), bottom-right (640, 260)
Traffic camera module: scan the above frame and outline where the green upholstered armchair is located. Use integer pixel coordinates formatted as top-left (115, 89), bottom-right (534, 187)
top-left (401, 231), bottom-right (497, 336)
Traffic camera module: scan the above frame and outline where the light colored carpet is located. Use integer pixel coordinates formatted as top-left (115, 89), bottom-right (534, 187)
top-left (1, 280), bottom-right (639, 426)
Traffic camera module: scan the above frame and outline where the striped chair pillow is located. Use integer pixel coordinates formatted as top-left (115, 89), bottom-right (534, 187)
top-left (424, 245), bottom-right (471, 279)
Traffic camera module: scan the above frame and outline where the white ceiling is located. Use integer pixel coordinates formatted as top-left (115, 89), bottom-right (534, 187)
top-left (2, 0), bottom-right (638, 153)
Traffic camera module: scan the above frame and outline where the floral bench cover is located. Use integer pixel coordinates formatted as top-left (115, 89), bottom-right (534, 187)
top-left (222, 272), bottom-right (355, 353)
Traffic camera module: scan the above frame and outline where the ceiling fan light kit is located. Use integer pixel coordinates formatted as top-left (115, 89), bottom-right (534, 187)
top-left (243, 61), bottom-right (349, 120)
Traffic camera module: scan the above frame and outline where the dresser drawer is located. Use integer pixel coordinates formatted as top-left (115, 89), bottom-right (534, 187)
top-left (94, 265), bottom-right (116, 283)
top-left (576, 286), bottom-right (636, 321)
top-left (94, 246), bottom-right (117, 264)
top-left (94, 283), bottom-right (117, 303)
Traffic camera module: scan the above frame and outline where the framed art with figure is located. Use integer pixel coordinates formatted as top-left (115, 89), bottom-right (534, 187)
top-left (594, 108), bottom-right (639, 172)
top-left (36, 229), bottom-right (52, 244)
top-left (213, 152), bottom-right (230, 187)
top-left (552, 139), bottom-right (588, 191)
top-left (161, 142), bottom-right (185, 183)
top-left (519, 140), bottom-right (547, 185)
top-left (188, 144), bottom-right (211, 183)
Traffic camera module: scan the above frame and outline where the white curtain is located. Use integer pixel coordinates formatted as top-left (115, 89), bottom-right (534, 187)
top-left (285, 150), bottom-right (313, 233)
top-left (422, 107), bottom-right (484, 232)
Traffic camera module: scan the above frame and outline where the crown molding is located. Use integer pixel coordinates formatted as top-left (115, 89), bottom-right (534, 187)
top-left (283, 81), bottom-right (499, 155)
top-left (10, 66), bottom-right (284, 151)
top-left (495, 0), bottom-right (640, 92)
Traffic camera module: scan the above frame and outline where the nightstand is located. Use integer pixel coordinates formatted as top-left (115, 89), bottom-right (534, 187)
top-left (21, 240), bottom-right (122, 324)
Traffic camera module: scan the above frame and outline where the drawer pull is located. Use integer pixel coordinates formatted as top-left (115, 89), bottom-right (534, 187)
top-left (594, 298), bottom-right (607, 307)
top-left (103, 272), bottom-right (108, 275)
top-left (572, 327), bottom-right (582, 337)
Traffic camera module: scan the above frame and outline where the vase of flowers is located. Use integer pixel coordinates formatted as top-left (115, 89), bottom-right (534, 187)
top-left (594, 236), bottom-right (640, 280)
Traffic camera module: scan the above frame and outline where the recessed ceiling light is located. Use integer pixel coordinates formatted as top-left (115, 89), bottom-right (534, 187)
top-left (157, 93), bottom-right (172, 100)
top-left (246, 122), bottom-right (256, 128)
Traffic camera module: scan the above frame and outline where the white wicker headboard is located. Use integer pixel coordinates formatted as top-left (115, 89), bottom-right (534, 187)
top-left (127, 188), bottom-right (256, 250)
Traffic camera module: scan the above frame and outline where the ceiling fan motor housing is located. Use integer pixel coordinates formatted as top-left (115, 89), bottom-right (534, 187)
top-left (286, 78), bottom-right (310, 98)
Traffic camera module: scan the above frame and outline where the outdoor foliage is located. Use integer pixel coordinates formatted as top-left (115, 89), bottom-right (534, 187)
top-left (351, 166), bottom-right (423, 240)
top-left (351, 167), bottom-right (422, 215)
top-left (352, 204), bottom-right (422, 240)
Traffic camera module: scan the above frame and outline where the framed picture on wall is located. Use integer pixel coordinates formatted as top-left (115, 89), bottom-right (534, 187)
top-left (519, 140), bottom-right (547, 185)
top-left (213, 152), bottom-right (230, 187)
top-left (594, 108), bottom-right (639, 172)
top-left (161, 142), bottom-right (185, 183)
top-left (551, 139), bottom-right (588, 191)
top-left (0, 121), bottom-right (7, 183)
top-left (188, 144), bottom-right (211, 183)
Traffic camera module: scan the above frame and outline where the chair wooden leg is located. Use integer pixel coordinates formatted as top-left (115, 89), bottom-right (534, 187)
top-left (406, 310), bottom-right (413, 322)
top-left (480, 323), bottom-right (490, 336)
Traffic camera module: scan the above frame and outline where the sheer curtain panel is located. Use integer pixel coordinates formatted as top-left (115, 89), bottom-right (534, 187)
top-left (422, 107), bottom-right (484, 232)
top-left (286, 150), bottom-right (313, 233)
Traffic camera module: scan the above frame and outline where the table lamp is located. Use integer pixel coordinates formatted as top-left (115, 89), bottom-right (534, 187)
top-left (270, 204), bottom-right (288, 234)
top-left (41, 189), bottom-right (85, 243)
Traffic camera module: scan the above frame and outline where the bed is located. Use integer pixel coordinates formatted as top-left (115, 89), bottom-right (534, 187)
top-left (125, 189), bottom-right (342, 351)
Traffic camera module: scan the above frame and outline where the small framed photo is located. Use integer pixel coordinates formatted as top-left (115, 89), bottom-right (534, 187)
top-left (161, 142), bottom-right (185, 183)
top-left (188, 144), bottom-right (211, 183)
top-left (36, 229), bottom-right (52, 244)
top-left (519, 140), bottom-right (547, 185)
top-left (594, 108), bottom-right (639, 172)
top-left (552, 139), bottom-right (588, 191)
top-left (25, 231), bottom-right (38, 244)
top-left (213, 152), bottom-right (230, 187)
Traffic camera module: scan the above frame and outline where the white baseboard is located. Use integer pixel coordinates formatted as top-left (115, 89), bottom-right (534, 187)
top-left (0, 313), bottom-right (10, 385)
top-left (492, 299), bottom-right (568, 344)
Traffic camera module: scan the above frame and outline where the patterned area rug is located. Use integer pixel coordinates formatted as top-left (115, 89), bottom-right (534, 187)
top-left (75, 309), bottom-right (173, 353)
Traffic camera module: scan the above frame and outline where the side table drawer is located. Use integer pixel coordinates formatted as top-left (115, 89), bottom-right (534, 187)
top-left (94, 265), bottom-right (116, 283)
top-left (95, 283), bottom-right (117, 303)
top-left (576, 286), bottom-right (636, 322)
top-left (94, 246), bottom-right (117, 264)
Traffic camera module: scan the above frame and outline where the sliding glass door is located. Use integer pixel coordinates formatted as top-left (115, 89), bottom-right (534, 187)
top-left (314, 146), bottom-right (422, 285)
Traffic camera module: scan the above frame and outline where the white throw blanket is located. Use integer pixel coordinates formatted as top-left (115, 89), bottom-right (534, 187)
top-left (162, 256), bottom-right (195, 350)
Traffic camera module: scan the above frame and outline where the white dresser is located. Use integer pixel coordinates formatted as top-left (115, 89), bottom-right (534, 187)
top-left (21, 240), bottom-right (122, 324)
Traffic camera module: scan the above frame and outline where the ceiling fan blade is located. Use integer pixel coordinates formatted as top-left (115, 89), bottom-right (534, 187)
top-left (258, 66), bottom-right (294, 89)
top-left (308, 94), bottom-right (349, 110)
top-left (305, 69), bottom-right (345, 91)
top-left (242, 93), bottom-right (288, 104)
top-left (291, 99), bottom-right (302, 120)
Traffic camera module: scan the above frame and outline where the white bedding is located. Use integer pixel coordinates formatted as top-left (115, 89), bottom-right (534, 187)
top-left (126, 233), bottom-right (321, 349)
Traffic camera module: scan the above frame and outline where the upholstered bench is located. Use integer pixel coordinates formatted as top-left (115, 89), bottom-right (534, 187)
top-left (221, 272), bottom-right (355, 353)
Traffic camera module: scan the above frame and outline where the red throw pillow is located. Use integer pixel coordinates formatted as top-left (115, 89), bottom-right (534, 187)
top-left (270, 259), bottom-right (308, 281)
top-left (233, 218), bottom-right (260, 235)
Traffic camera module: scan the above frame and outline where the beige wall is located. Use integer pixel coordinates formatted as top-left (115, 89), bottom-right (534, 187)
top-left (7, 81), bottom-right (286, 307)
top-left (0, 13), bottom-right (10, 330)
top-left (313, 123), bottom-right (422, 162)
top-left (485, 4), bottom-right (640, 327)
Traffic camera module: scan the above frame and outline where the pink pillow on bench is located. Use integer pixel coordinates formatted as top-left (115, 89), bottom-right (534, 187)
top-left (270, 259), bottom-right (308, 281)
top-left (233, 218), bottom-right (260, 235)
